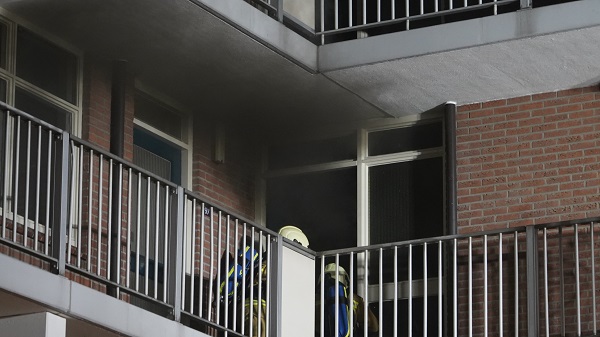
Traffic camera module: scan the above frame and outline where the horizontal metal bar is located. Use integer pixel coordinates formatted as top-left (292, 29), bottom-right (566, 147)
top-left (0, 236), bottom-right (58, 264)
top-left (182, 188), bottom-right (279, 238)
top-left (70, 137), bottom-right (179, 189)
top-left (318, 225), bottom-right (528, 256)
top-left (180, 312), bottom-right (246, 337)
top-left (0, 101), bottom-right (64, 133)
top-left (319, 216), bottom-right (600, 257)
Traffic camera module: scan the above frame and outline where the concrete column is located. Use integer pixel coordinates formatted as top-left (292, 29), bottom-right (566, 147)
top-left (0, 312), bottom-right (66, 337)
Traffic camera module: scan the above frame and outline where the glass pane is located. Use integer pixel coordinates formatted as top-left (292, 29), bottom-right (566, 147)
top-left (16, 27), bottom-right (77, 104)
top-left (266, 168), bottom-right (357, 251)
top-left (15, 87), bottom-right (71, 131)
top-left (133, 127), bottom-right (181, 184)
top-left (368, 122), bottom-right (442, 156)
top-left (368, 156), bottom-right (444, 316)
top-left (135, 93), bottom-right (183, 141)
top-left (369, 156), bottom-right (444, 245)
top-left (369, 157), bottom-right (443, 285)
top-left (268, 132), bottom-right (356, 170)
top-left (0, 77), bottom-right (7, 102)
top-left (0, 21), bottom-right (7, 69)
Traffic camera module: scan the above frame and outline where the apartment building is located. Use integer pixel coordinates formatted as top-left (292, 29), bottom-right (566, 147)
top-left (0, 0), bottom-right (599, 336)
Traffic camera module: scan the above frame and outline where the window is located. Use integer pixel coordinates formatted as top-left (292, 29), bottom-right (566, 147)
top-left (16, 26), bottom-right (78, 105)
top-left (267, 168), bottom-right (357, 252)
top-left (265, 116), bottom-right (447, 336)
top-left (132, 91), bottom-right (189, 185)
top-left (0, 21), bottom-right (81, 130)
top-left (129, 90), bottom-right (191, 300)
top-left (0, 16), bottom-right (80, 244)
top-left (266, 117), bottom-right (445, 250)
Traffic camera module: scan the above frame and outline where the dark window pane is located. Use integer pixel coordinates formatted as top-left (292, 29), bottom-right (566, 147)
top-left (0, 22), bottom-right (7, 69)
top-left (15, 87), bottom-right (71, 131)
top-left (368, 122), bottom-right (442, 156)
top-left (16, 27), bottom-right (77, 104)
top-left (133, 127), bottom-right (182, 184)
top-left (369, 157), bottom-right (444, 244)
top-left (0, 77), bottom-right (7, 102)
top-left (369, 157), bottom-right (444, 286)
top-left (268, 133), bottom-right (356, 170)
top-left (135, 93), bottom-right (184, 141)
top-left (266, 168), bottom-right (357, 251)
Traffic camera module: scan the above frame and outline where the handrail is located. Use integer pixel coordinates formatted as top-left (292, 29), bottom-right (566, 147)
top-left (0, 101), bottom-right (64, 134)
top-left (318, 224), bottom-right (528, 256)
top-left (0, 102), bottom-right (280, 335)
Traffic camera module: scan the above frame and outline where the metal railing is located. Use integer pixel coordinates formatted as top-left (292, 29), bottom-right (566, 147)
top-left (317, 218), bottom-right (600, 337)
top-left (240, 0), bottom-right (582, 43)
top-left (1, 101), bottom-right (600, 337)
top-left (0, 102), bottom-right (280, 336)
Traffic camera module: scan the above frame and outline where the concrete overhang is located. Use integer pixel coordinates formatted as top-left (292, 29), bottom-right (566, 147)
top-left (320, 0), bottom-right (600, 117)
top-left (0, 0), bottom-right (598, 134)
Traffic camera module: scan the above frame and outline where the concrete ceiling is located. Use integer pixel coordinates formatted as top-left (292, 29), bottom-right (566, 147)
top-left (0, 0), bottom-right (388, 137)
top-left (323, 24), bottom-right (600, 116)
top-left (0, 0), bottom-right (599, 138)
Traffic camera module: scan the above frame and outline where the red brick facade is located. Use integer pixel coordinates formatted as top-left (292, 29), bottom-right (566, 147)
top-left (81, 57), bottom-right (257, 221)
top-left (192, 121), bottom-right (258, 220)
top-left (456, 85), bottom-right (600, 233)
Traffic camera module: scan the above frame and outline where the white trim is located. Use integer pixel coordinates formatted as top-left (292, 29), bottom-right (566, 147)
top-left (362, 147), bottom-right (444, 167)
top-left (0, 8), bottom-right (84, 136)
top-left (264, 159), bottom-right (357, 178)
top-left (362, 113), bottom-right (441, 133)
top-left (264, 114), bottom-right (446, 252)
top-left (134, 119), bottom-right (190, 150)
top-left (132, 89), bottom-right (193, 189)
top-left (357, 128), bottom-right (369, 248)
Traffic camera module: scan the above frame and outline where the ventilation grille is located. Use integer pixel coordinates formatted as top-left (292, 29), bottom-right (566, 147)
top-left (133, 145), bottom-right (171, 181)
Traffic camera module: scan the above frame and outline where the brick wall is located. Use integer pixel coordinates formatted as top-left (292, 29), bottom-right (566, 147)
top-left (192, 120), bottom-right (259, 220)
top-left (82, 56), bottom-right (135, 161)
top-left (456, 85), bottom-right (600, 336)
top-left (456, 85), bottom-right (600, 233)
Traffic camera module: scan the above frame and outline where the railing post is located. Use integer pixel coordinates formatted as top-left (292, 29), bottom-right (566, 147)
top-left (444, 102), bottom-right (457, 337)
top-left (269, 236), bottom-right (283, 337)
top-left (315, 0), bottom-right (324, 45)
top-left (168, 186), bottom-right (185, 321)
top-left (526, 225), bottom-right (539, 337)
top-left (520, 0), bottom-right (532, 9)
top-left (51, 131), bottom-right (70, 275)
top-left (274, 0), bottom-right (284, 22)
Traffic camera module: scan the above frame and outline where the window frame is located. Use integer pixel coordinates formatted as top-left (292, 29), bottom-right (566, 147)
top-left (132, 86), bottom-right (193, 276)
top-left (0, 11), bottom-right (83, 134)
top-left (263, 112), bottom-right (446, 249)
top-left (133, 86), bottom-right (193, 189)
top-left (0, 11), bottom-right (83, 241)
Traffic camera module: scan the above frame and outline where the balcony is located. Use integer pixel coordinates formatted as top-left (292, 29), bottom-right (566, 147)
top-left (2, 0), bottom-right (599, 138)
top-left (238, 0), bottom-right (585, 44)
top-left (1, 102), bottom-right (600, 337)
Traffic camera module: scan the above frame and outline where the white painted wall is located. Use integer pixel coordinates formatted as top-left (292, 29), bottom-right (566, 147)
top-left (280, 246), bottom-right (315, 337)
top-left (0, 312), bottom-right (66, 337)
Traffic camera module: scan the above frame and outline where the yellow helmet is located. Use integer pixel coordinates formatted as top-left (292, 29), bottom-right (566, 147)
top-left (324, 263), bottom-right (349, 287)
top-left (278, 225), bottom-right (309, 248)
